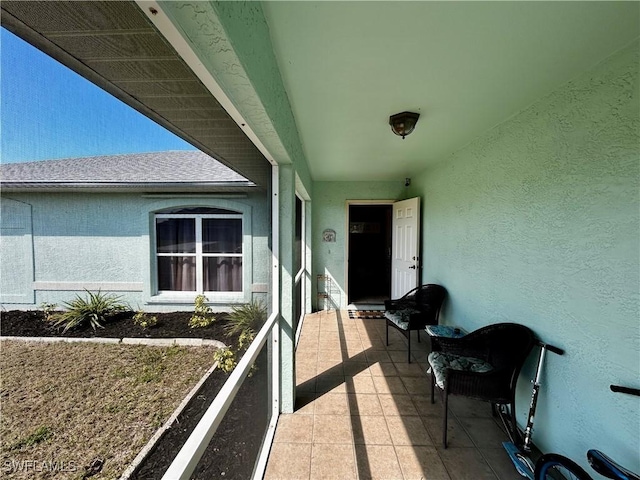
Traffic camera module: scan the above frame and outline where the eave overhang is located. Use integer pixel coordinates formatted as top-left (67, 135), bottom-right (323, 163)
top-left (0, 1), bottom-right (272, 188)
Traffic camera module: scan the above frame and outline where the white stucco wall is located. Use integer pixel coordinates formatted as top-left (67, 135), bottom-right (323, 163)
top-left (0, 191), bottom-right (271, 312)
top-left (410, 41), bottom-right (639, 470)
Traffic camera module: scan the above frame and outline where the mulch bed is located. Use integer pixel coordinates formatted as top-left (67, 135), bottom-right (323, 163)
top-left (1, 310), bottom-right (270, 479)
top-left (0, 310), bottom-right (228, 339)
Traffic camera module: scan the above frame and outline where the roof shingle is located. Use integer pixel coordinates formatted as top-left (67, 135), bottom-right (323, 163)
top-left (0, 150), bottom-right (252, 186)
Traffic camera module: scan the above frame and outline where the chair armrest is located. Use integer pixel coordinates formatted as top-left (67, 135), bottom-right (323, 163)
top-left (385, 299), bottom-right (415, 310)
top-left (431, 335), bottom-right (468, 352)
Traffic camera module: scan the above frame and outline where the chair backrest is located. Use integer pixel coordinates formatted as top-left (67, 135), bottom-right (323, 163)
top-left (408, 284), bottom-right (448, 325)
top-left (413, 284), bottom-right (447, 309)
top-left (465, 323), bottom-right (535, 372)
top-left (386, 284), bottom-right (447, 325)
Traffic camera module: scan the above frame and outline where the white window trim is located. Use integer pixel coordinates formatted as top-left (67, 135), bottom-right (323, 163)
top-left (155, 212), bottom-right (243, 295)
top-left (144, 199), bottom-right (253, 306)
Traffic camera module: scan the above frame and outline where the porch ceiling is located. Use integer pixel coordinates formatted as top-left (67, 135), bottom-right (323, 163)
top-left (2, 2), bottom-right (638, 184)
top-left (263, 1), bottom-right (639, 181)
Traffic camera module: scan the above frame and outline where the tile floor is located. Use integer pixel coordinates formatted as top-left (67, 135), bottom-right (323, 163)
top-left (264, 310), bottom-right (523, 480)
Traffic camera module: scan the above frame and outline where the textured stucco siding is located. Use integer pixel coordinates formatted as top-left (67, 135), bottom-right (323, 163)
top-left (0, 198), bottom-right (34, 303)
top-left (312, 181), bottom-right (408, 309)
top-left (410, 41), bottom-right (639, 470)
top-left (34, 194), bottom-right (144, 284)
top-left (0, 191), bottom-right (271, 312)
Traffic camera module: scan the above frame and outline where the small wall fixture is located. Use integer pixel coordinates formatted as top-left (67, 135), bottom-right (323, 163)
top-left (389, 111), bottom-right (420, 139)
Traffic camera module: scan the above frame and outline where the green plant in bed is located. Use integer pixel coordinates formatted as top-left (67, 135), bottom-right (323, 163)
top-left (54, 290), bottom-right (129, 332)
top-left (133, 310), bottom-right (158, 329)
top-left (225, 300), bottom-right (267, 349)
top-left (189, 294), bottom-right (216, 328)
top-left (214, 300), bottom-right (267, 374)
top-left (38, 302), bottom-right (59, 322)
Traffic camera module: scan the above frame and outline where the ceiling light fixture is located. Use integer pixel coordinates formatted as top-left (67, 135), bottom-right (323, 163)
top-left (389, 111), bottom-right (420, 139)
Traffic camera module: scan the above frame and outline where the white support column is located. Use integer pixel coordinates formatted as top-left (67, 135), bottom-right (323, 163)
top-left (304, 200), bottom-right (313, 315)
top-left (278, 165), bottom-right (296, 413)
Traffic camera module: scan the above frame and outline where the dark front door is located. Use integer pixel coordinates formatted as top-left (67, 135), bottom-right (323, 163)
top-left (348, 204), bottom-right (392, 304)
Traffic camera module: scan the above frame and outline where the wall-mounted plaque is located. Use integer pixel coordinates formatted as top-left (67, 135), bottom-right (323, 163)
top-left (322, 229), bottom-right (336, 242)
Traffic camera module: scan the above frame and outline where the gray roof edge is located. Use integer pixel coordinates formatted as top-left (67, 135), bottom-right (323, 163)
top-left (0, 151), bottom-right (253, 184)
top-left (0, 182), bottom-right (258, 194)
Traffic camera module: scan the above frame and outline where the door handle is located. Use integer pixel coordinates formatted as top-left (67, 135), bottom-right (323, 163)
top-left (409, 265), bottom-right (417, 269)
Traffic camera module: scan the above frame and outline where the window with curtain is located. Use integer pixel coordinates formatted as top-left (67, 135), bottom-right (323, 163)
top-left (155, 208), bottom-right (242, 293)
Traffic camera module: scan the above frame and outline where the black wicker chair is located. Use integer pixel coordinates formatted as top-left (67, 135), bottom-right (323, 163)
top-left (428, 322), bottom-right (535, 448)
top-left (384, 284), bottom-right (447, 363)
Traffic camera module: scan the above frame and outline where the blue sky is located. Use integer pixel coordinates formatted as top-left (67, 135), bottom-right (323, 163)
top-left (1, 28), bottom-right (195, 164)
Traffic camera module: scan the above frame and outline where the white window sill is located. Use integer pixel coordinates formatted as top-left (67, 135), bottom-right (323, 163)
top-left (148, 292), bottom-right (245, 305)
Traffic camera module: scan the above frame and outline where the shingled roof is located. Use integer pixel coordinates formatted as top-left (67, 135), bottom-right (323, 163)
top-left (0, 150), bottom-right (256, 192)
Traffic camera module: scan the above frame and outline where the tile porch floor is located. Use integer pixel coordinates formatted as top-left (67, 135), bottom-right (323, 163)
top-left (264, 310), bottom-right (522, 480)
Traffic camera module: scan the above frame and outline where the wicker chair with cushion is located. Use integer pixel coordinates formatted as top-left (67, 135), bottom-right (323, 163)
top-left (428, 322), bottom-right (535, 448)
top-left (384, 284), bottom-right (447, 363)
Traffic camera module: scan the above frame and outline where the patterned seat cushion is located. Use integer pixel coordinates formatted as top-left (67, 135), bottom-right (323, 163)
top-left (384, 308), bottom-right (421, 330)
top-left (428, 351), bottom-right (494, 389)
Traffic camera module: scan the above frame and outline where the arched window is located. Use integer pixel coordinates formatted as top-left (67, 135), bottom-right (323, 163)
top-left (155, 207), bottom-right (242, 293)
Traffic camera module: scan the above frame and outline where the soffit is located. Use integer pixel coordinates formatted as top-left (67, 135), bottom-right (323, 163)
top-left (1, 0), bottom-right (271, 188)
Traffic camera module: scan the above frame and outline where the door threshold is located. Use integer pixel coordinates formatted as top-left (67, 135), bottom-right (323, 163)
top-left (347, 303), bottom-right (385, 311)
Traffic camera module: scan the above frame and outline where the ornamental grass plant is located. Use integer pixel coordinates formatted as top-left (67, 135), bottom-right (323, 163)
top-left (225, 299), bottom-right (267, 349)
top-left (53, 290), bottom-right (129, 333)
top-left (213, 300), bottom-right (267, 374)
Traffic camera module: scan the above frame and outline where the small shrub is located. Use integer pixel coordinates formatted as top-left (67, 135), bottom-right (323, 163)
top-left (225, 300), bottom-right (267, 349)
top-left (212, 347), bottom-right (237, 374)
top-left (212, 347), bottom-right (256, 377)
top-left (54, 290), bottom-right (129, 333)
top-left (189, 295), bottom-right (215, 328)
top-left (133, 311), bottom-right (158, 329)
top-left (39, 302), bottom-right (58, 322)
top-left (189, 315), bottom-right (214, 329)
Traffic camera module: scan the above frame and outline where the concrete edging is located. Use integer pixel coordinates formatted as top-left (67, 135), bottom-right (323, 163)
top-left (0, 336), bottom-right (226, 349)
